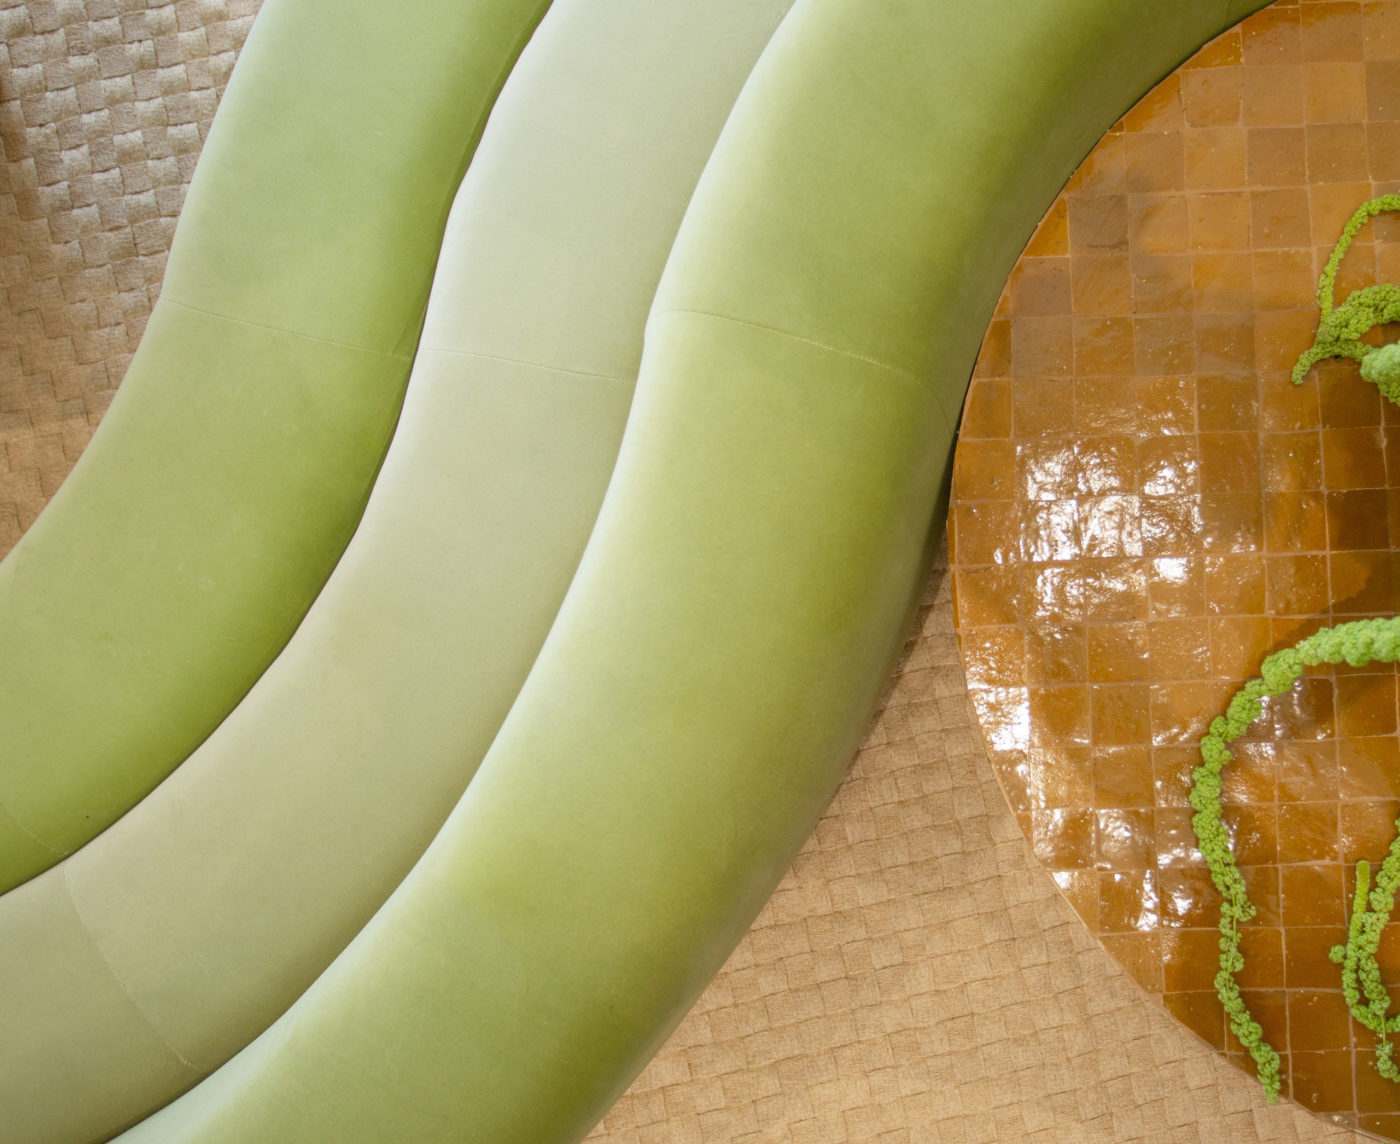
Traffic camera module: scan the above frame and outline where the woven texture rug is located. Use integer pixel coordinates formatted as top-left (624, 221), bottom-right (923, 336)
top-left (0, 1), bottom-right (1368, 1140)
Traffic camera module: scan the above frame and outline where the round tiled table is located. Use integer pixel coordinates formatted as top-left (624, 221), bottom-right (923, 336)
top-left (952, 3), bottom-right (1400, 1136)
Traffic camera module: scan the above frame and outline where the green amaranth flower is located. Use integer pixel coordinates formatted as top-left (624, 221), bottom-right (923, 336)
top-left (1192, 618), bottom-right (1400, 1102)
top-left (1196, 194), bottom-right (1400, 1099)
top-left (1291, 193), bottom-right (1400, 405)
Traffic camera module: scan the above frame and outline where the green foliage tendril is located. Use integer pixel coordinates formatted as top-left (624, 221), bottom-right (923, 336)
top-left (1291, 193), bottom-right (1400, 403)
top-left (1192, 617), bottom-right (1400, 1102)
top-left (1329, 827), bottom-right (1400, 1082)
top-left (1188, 193), bottom-right (1400, 1102)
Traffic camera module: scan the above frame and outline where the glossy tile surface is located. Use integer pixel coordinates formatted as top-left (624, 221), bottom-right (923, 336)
top-left (952, 2), bottom-right (1400, 1135)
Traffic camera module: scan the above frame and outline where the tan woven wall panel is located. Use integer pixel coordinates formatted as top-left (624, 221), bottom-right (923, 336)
top-left (1, 0), bottom-right (1364, 1139)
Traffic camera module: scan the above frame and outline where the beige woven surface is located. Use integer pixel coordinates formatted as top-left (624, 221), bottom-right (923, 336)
top-left (0, 1), bottom-right (1371, 1140)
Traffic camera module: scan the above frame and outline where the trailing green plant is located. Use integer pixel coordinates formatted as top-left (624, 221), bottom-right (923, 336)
top-left (1187, 193), bottom-right (1400, 1100)
top-left (1291, 193), bottom-right (1400, 403)
top-left (1329, 833), bottom-right (1400, 1083)
top-left (1192, 617), bottom-right (1400, 1102)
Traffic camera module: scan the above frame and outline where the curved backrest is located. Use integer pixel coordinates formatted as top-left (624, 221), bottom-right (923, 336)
top-left (114, 1), bottom-right (1269, 1142)
top-left (0, 0), bottom-right (549, 891)
top-left (0, 1), bottom-right (793, 1142)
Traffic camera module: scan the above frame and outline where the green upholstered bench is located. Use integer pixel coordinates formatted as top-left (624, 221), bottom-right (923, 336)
top-left (0, 1), bottom-right (795, 1141)
top-left (109, 1), bottom-right (1271, 1141)
top-left (0, 0), bottom-right (550, 893)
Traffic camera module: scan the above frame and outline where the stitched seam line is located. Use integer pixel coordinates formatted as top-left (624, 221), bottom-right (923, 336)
top-left (0, 798), bottom-right (61, 856)
top-left (163, 297), bottom-right (413, 362)
top-left (62, 866), bottom-right (202, 1074)
top-left (649, 307), bottom-right (922, 386)
top-left (419, 345), bottom-right (632, 385)
top-left (928, 384), bottom-right (960, 443)
top-left (929, 358), bottom-right (969, 438)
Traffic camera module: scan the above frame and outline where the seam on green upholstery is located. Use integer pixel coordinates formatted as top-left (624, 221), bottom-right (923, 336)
top-left (0, 800), bottom-right (60, 857)
top-left (419, 346), bottom-right (632, 385)
top-left (927, 380), bottom-right (966, 458)
top-left (60, 868), bottom-right (201, 1075)
top-left (650, 308), bottom-right (922, 386)
top-left (162, 298), bottom-right (415, 362)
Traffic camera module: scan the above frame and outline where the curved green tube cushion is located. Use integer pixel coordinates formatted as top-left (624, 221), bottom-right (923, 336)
top-left (0, 2), bottom-right (795, 1142)
top-left (110, 1), bottom-right (1269, 1141)
top-left (0, 0), bottom-right (550, 892)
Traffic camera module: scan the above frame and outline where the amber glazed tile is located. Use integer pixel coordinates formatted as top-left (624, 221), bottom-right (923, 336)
top-left (951, 3), bottom-right (1400, 1138)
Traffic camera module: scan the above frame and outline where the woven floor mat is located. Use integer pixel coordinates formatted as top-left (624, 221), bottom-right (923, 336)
top-left (0, 1), bottom-right (1366, 1139)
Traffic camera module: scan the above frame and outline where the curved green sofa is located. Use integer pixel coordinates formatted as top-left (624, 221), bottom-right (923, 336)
top-left (0, 0), bottom-right (550, 893)
top-left (105, 0), bottom-right (1270, 1141)
top-left (0, 2), bottom-right (796, 1142)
